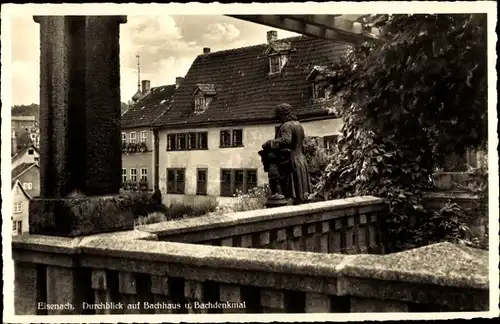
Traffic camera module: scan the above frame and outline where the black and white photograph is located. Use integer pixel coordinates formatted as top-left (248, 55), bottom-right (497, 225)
top-left (1, 2), bottom-right (498, 322)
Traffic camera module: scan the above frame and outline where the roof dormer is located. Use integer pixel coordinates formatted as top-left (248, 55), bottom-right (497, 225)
top-left (193, 84), bottom-right (216, 113)
top-left (264, 31), bottom-right (292, 74)
top-left (306, 66), bottom-right (337, 100)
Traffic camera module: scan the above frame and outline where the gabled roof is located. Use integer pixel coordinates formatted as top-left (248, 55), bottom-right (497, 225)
top-left (12, 145), bottom-right (40, 162)
top-left (264, 42), bottom-right (293, 55)
top-left (11, 179), bottom-right (32, 200)
top-left (12, 162), bottom-right (39, 180)
top-left (122, 84), bottom-right (177, 129)
top-left (306, 65), bottom-right (338, 81)
top-left (194, 84), bottom-right (216, 96)
top-left (153, 35), bottom-right (352, 128)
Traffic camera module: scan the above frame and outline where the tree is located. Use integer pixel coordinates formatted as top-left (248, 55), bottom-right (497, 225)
top-left (314, 14), bottom-right (487, 251)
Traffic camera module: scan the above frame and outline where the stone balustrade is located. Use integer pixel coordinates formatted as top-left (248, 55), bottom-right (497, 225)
top-left (138, 196), bottom-right (386, 254)
top-left (12, 232), bottom-right (489, 315)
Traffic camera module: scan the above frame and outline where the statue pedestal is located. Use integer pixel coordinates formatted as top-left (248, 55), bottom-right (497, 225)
top-left (265, 194), bottom-right (290, 208)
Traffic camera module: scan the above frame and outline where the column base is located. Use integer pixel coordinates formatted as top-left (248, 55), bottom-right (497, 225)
top-left (29, 195), bottom-right (136, 237)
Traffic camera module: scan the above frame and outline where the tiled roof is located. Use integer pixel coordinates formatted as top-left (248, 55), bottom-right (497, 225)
top-left (195, 84), bottom-right (216, 96)
top-left (121, 84), bottom-right (177, 129)
top-left (12, 145), bottom-right (40, 162)
top-left (153, 35), bottom-right (353, 128)
top-left (12, 162), bottom-right (38, 180)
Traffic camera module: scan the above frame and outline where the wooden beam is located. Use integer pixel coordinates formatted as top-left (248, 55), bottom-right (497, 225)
top-left (227, 15), bottom-right (370, 44)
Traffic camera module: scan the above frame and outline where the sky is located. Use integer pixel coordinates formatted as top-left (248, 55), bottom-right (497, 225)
top-left (10, 15), bottom-right (299, 106)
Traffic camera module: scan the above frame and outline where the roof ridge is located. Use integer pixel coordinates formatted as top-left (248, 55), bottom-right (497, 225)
top-left (198, 35), bottom-right (309, 57)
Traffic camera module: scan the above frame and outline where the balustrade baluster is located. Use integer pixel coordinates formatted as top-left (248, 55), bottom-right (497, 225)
top-left (219, 284), bottom-right (246, 313)
top-left (119, 272), bottom-right (140, 314)
top-left (150, 275), bottom-right (174, 314)
top-left (260, 288), bottom-right (286, 313)
top-left (184, 280), bottom-right (207, 314)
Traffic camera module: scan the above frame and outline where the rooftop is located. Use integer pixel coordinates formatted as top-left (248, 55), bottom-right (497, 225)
top-left (12, 162), bottom-right (39, 180)
top-left (121, 84), bottom-right (177, 129)
top-left (153, 35), bottom-right (352, 128)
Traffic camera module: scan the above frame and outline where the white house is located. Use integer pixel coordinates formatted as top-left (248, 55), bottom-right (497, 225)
top-left (150, 31), bottom-right (352, 206)
top-left (11, 179), bottom-right (31, 236)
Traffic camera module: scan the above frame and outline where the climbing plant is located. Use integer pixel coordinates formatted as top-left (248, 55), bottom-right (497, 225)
top-left (313, 14), bottom-right (488, 252)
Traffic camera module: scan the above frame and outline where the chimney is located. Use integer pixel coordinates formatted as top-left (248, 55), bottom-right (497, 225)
top-left (11, 131), bottom-right (17, 155)
top-left (175, 77), bottom-right (184, 89)
top-left (267, 30), bottom-right (278, 44)
top-left (203, 47), bottom-right (211, 54)
top-left (141, 80), bottom-right (151, 94)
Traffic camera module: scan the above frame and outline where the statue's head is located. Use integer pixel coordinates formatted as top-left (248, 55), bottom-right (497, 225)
top-left (275, 103), bottom-right (297, 123)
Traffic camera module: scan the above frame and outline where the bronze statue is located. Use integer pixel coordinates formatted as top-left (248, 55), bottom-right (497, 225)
top-left (259, 103), bottom-right (311, 207)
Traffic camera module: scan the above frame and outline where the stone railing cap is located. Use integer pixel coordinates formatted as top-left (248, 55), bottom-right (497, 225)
top-left (137, 195), bottom-right (384, 237)
top-left (13, 234), bottom-right (488, 290)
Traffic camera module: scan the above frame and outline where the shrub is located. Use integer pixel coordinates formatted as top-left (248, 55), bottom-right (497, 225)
top-left (313, 14), bottom-right (487, 252)
top-left (119, 190), bottom-right (166, 217)
top-left (213, 185), bottom-right (269, 214)
top-left (303, 137), bottom-right (335, 187)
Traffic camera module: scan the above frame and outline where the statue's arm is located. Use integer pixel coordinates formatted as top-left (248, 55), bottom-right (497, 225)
top-left (269, 123), bottom-right (293, 149)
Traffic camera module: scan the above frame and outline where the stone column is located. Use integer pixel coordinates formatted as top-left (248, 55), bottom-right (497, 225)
top-left (30, 16), bottom-right (133, 236)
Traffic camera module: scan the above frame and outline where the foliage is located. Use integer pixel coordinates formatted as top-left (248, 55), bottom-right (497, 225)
top-left (313, 14), bottom-right (487, 252)
top-left (119, 190), bottom-right (166, 217)
top-left (122, 141), bottom-right (149, 153)
top-left (135, 199), bottom-right (218, 226)
top-left (213, 185), bottom-right (269, 214)
top-left (303, 137), bottom-right (336, 188)
top-left (12, 104), bottom-right (40, 120)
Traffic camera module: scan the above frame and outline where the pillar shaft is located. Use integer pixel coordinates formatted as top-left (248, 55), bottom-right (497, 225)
top-left (30, 16), bottom-right (133, 237)
top-left (35, 16), bottom-right (125, 197)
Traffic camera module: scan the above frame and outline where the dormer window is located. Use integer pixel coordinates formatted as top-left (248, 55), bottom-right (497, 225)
top-left (307, 66), bottom-right (335, 100)
top-left (193, 84), bottom-right (216, 113)
top-left (265, 38), bottom-right (292, 75)
top-left (269, 55), bottom-right (281, 74)
top-left (195, 97), bottom-right (206, 113)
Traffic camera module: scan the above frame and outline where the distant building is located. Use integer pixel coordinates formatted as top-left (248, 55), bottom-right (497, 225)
top-left (151, 31), bottom-right (349, 206)
top-left (120, 79), bottom-right (178, 191)
top-left (11, 116), bottom-right (40, 155)
top-left (11, 179), bottom-right (31, 236)
top-left (12, 145), bottom-right (40, 169)
top-left (12, 162), bottom-right (40, 198)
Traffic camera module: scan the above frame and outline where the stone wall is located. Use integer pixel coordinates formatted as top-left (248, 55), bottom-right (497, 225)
top-left (12, 233), bottom-right (489, 315)
top-left (138, 196), bottom-right (386, 254)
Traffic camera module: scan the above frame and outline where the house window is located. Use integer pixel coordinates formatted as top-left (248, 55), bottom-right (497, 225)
top-left (167, 168), bottom-right (186, 194)
top-left (130, 132), bottom-right (137, 144)
top-left (121, 132), bottom-right (127, 145)
top-left (22, 182), bottom-right (33, 190)
top-left (197, 132), bottom-right (208, 149)
top-left (167, 132), bottom-right (208, 151)
top-left (130, 168), bottom-right (137, 182)
top-left (247, 170), bottom-right (257, 191)
top-left (140, 131), bottom-right (148, 143)
top-left (167, 134), bottom-right (175, 151)
top-left (177, 134), bottom-right (187, 150)
top-left (13, 220), bottom-right (16, 231)
top-left (324, 135), bottom-right (339, 152)
top-left (195, 97), bottom-right (206, 113)
top-left (140, 168), bottom-right (148, 182)
top-left (187, 133), bottom-right (197, 150)
top-left (269, 55), bottom-right (281, 73)
top-left (220, 129), bottom-right (243, 148)
top-left (17, 221), bottom-right (22, 235)
top-left (34, 157), bottom-right (39, 163)
top-left (232, 129), bottom-right (243, 146)
top-left (13, 202), bottom-right (22, 213)
top-left (220, 169), bottom-right (258, 197)
top-left (122, 168), bottom-right (127, 183)
top-left (312, 79), bottom-right (330, 100)
top-left (28, 149), bottom-right (34, 155)
top-left (196, 169), bottom-right (208, 195)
